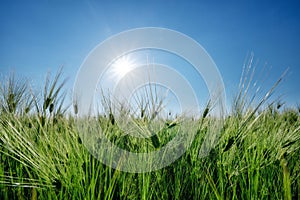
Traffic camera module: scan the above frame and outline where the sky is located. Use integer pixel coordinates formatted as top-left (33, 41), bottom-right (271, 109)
top-left (1, 0), bottom-right (300, 113)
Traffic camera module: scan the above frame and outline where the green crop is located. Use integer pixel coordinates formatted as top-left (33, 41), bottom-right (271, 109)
top-left (0, 59), bottom-right (299, 199)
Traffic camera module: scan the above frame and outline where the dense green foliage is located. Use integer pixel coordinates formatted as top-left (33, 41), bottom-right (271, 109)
top-left (0, 68), bottom-right (299, 199)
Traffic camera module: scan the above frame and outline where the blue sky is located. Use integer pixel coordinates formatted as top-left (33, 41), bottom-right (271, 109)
top-left (1, 0), bottom-right (300, 110)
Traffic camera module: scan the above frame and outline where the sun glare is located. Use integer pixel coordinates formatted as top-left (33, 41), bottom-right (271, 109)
top-left (111, 55), bottom-right (136, 79)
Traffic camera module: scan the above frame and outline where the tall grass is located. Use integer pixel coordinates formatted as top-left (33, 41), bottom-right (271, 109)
top-left (0, 59), bottom-right (299, 199)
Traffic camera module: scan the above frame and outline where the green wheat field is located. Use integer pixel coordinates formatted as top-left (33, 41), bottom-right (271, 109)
top-left (0, 63), bottom-right (299, 199)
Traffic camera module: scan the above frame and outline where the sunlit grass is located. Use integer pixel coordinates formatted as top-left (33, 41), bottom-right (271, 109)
top-left (0, 59), bottom-right (299, 199)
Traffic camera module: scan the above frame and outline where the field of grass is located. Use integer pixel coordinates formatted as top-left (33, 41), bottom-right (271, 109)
top-left (0, 65), bottom-right (299, 199)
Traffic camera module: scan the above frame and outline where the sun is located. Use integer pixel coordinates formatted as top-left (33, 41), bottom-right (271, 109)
top-left (111, 55), bottom-right (136, 79)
